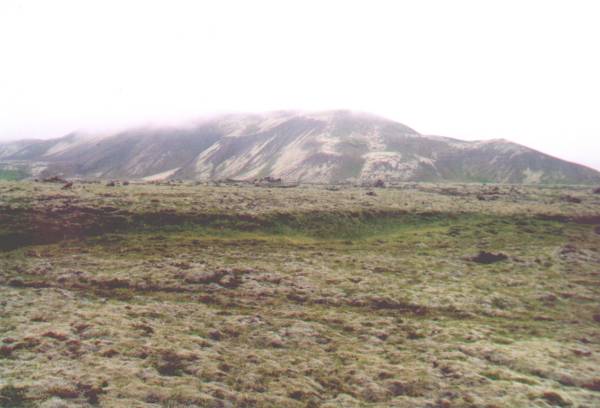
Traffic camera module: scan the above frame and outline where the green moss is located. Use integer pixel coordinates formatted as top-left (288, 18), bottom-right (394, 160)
top-left (0, 169), bottom-right (28, 181)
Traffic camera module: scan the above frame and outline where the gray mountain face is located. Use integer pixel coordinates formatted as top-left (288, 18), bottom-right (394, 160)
top-left (1, 110), bottom-right (599, 184)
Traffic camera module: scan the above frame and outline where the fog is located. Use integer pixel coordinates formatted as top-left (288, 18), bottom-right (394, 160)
top-left (1, 0), bottom-right (599, 169)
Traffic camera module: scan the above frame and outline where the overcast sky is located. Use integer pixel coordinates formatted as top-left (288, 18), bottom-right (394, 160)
top-left (1, 0), bottom-right (599, 169)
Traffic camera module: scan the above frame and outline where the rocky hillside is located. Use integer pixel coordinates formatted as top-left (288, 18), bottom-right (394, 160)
top-left (1, 110), bottom-right (599, 184)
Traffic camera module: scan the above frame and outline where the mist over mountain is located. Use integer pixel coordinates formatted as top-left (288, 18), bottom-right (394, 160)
top-left (1, 110), bottom-right (599, 184)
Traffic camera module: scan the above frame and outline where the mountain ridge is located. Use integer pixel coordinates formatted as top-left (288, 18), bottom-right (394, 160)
top-left (1, 110), bottom-right (599, 184)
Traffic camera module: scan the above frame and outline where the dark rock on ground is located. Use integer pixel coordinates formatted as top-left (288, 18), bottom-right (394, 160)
top-left (42, 176), bottom-right (67, 183)
top-left (477, 194), bottom-right (499, 201)
top-left (470, 251), bottom-right (508, 264)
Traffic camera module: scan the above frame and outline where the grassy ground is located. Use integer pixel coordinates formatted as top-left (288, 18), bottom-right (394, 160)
top-left (0, 169), bottom-right (28, 181)
top-left (1, 181), bottom-right (599, 407)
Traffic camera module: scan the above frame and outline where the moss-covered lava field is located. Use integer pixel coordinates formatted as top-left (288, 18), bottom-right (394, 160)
top-left (1, 181), bottom-right (600, 407)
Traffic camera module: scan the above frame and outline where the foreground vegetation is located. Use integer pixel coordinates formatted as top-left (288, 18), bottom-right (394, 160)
top-left (1, 181), bottom-right (599, 407)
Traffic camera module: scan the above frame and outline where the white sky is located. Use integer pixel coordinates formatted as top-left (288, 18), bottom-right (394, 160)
top-left (0, 0), bottom-right (599, 170)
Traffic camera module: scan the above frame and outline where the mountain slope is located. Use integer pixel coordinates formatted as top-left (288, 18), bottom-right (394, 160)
top-left (1, 110), bottom-right (599, 184)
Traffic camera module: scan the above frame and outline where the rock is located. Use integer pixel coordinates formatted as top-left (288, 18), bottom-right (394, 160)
top-left (208, 330), bottom-right (222, 341)
top-left (289, 390), bottom-right (305, 400)
top-left (254, 176), bottom-right (283, 186)
top-left (265, 176), bottom-right (281, 183)
top-left (106, 181), bottom-right (116, 187)
top-left (477, 194), bottom-right (499, 201)
top-left (470, 251), bottom-right (508, 264)
top-left (373, 179), bottom-right (386, 188)
top-left (42, 176), bottom-right (67, 183)
top-left (61, 181), bottom-right (73, 189)
top-left (268, 335), bottom-right (285, 348)
top-left (538, 293), bottom-right (558, 303)
top-left (366, 191), bottom-right (377, 196)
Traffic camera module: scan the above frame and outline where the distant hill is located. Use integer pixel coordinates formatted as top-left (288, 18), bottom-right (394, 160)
top-left (1, 110), bottom-right (599, 184)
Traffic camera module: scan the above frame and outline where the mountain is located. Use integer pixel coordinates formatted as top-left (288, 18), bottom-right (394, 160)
top-left (1, 110), bottom-right (599, 184)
